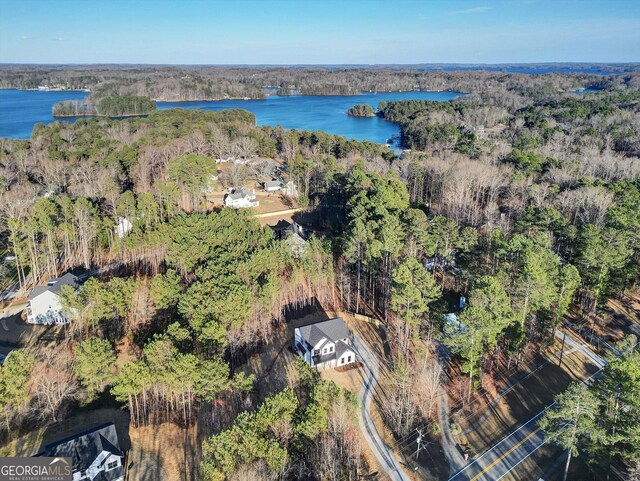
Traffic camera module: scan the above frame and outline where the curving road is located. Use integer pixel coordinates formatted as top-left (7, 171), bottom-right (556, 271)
top-left (352, 334), bottom-right (411, 481)
top-left (447, 329), bottom-right (607, 481)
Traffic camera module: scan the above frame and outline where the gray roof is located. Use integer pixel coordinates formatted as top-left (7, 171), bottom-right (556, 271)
top-left (228, 188), bottom-right (254, 200)
top-left (42, 423), bottom-right (123, 477)
top-left (28, 273), bottom-right (78, 300)
top-left (298, 317), bottom-right (350, 346)
top-left (271, 219), bottom-right (292, 231)
top-left (264, 180), bottom-right (282, 188)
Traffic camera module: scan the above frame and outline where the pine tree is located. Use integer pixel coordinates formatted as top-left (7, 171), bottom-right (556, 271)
top-left (539, 382), bottom-right (602, 481)
top-left (73, 337), bottom-right (116, 397)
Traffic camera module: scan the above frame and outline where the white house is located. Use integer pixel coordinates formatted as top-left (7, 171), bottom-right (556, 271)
top-left (263, 180), bottom-right (283, 192)
top-left (294, 317), bottom-right (357, 371)
top-left (41, 423), bottom-right (125, 481)
top-left (26, 273), bottom-right (78, 325)
top-left (115, 216), bottom-right (133, 239)
top-left (224, 188), bottom-right (259, 208)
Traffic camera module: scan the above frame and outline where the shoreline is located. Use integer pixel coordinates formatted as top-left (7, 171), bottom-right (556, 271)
top-left (52, 112), bottom-right (152, 118)
top-left (0, 88), bottom-right (90, 92)
top-left (154, 96), bottom-right (265, 103)
top-left (2, 87), bottom-right (462, 103)
top-left (346, 113), bottom-right (377, 118)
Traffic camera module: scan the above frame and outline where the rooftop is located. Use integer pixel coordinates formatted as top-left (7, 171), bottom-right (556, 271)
top-left (28, 272), bottom-right (79, 300)
top-left (41, 423), bottom-right (123, 476)
top-left (298, 317), bottom-right (350, 346)
top-left (228, 188), bottom-right (255, 200)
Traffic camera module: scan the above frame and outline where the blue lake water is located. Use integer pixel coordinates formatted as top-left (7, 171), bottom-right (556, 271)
top-left (156, 91), bottom-right (461, 145)
top-left (0, 89), bottom-right (460, 145)
top-left (0, 89), bottom-right (89, 139)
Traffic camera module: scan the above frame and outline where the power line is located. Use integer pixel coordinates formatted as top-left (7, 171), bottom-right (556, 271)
top-left (414, 427), bottom-right (424, 460)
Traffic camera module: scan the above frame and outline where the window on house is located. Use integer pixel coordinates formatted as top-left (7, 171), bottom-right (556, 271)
top-left (329, 346), bottom-right (334, 352)
top-left (313, 349), bottom-right (319, 355)
top-left (347, 356), bottom-right (352, 363)
top-left (107, 460), bottom-right (118, 471)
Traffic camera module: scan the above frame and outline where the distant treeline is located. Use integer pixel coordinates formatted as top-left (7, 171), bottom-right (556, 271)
top-left (2, 65), bottom-right (639, 101)
top-left (53, 95), bottom-right (156, 117)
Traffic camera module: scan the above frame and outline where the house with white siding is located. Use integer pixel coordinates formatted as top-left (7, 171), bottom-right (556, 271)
top-left (26, 273), bottom-right (78, 325)
top-left (294, 317), bottom-right (356, 371)
top-left (263, 180), bottom-right (283, 192)
top-left (224, 188), bottom-right (259, 208)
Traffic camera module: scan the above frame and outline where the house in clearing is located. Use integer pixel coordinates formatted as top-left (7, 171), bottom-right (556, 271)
top-left (224, 188), bottom-right (259, 208)
top-left (26, 272), bottom-right (78, 325)
top-left (264, 180), bottom-right (283, 192)
top-left (294, 317), bottom-right (357, 371)
top-left (40, 423), bottom-right (125, 481)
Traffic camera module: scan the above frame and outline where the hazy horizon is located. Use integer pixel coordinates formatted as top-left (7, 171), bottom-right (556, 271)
top-left (1, 62), bottom-right (639, 67)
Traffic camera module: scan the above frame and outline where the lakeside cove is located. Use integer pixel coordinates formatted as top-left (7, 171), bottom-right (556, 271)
top-left (0, 89), bottom-right (463, 145)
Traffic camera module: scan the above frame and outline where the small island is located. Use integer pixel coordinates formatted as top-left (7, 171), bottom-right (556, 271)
top-left (53, 95), bottom-right (156, 117)
top-left (346, 103), bottom-right (376, 117)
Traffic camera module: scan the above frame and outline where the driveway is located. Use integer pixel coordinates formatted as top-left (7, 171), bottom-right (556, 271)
top-left (438, 385), bottom-right (467, 475)
top-left (352, 333), bottom-right (410, 481)
top-left (0, 301), bottom-right (41, 355)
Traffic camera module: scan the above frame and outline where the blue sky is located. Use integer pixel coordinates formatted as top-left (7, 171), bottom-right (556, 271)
top-left (1, 0), bottom-right (639, 64)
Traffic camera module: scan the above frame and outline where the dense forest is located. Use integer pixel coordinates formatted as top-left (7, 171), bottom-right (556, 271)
top-left (1, 69), bottom-right (640, 479)
top-left (52, 95), bottom-right (156, 117)
top-left (2, 64), bottom-right (640, 101)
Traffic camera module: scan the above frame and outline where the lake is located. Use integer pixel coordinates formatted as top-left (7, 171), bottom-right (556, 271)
top-left (0, 89), bottom-right (461, 146)
top-left (0, 89), bottom-right (89, 139)
top-left (156, 91), bottom-right (461, 146)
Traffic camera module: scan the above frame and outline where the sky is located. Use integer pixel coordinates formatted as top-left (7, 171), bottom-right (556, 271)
top-left (0, 0), bottom-right (639, 64)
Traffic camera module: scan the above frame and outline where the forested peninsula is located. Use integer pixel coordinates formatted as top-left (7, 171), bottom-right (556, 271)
top-left (52, 95), bottom-right (156, 117)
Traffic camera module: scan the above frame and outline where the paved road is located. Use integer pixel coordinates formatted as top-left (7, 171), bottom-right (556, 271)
top-left (448, 409), bottom-right (549, 481)
top-left (448, 330), bottom-right (607, 481)
top-left (555, 329), bottom-right (606, 368)
top-left (352, 334), bottom-right (410, 481)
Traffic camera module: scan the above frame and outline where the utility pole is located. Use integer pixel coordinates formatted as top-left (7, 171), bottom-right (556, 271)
top-left (414, 428), bottom-right (424, 461)
top-left (559, 332), bottom-right (566, 367)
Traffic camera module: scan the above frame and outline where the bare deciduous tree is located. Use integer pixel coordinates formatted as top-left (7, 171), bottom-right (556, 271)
top-left (30, 349), bottom-right (79, 423)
